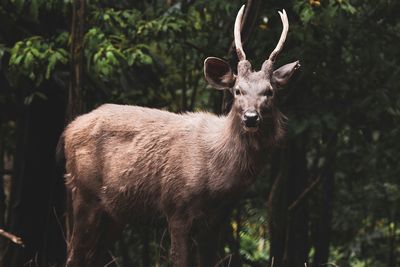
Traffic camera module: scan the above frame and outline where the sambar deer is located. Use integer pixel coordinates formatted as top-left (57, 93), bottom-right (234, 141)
top-left (58, 5), bottom-right (299, 267)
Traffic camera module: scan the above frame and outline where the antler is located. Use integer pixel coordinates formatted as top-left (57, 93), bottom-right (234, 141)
top-left (268, 9), bottom-right (289, 62)
top-left (234, 5), bottom-right (246, 61)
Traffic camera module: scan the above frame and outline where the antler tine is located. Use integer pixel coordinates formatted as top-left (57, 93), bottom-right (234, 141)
top-left (234, 5), bottom-right (246, 61)
top-left (268, 9), bottom-right (289, 62)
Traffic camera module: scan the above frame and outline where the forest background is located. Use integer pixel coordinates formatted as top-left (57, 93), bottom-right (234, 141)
top-left (0, 0), bottom-right (399, 266)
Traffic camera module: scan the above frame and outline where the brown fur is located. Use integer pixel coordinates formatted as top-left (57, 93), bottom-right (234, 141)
top-left (61, 102), bottom-right (284, 266)
top-left (61, 6), bottom-right (299, 266)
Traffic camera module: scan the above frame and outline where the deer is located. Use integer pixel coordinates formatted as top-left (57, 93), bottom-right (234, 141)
top-left (57, 5), bottom-right (299, 267)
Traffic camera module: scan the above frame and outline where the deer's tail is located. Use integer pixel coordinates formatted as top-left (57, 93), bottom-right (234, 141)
top-left (56, 131), bottom-right (66, 170)
top-left (56, 131), bottom-right (74, 244)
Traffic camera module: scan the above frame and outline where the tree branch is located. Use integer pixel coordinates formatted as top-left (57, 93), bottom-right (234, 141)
top-left (288, 176), bottom-right (322, 212)
top-left (0, 229), bottom-right (25, 247)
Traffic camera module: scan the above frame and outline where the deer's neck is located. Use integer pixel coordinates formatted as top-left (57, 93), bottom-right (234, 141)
top-left (208, 110), bottom-right (263, 180)
top-left (206, 107), bottom-right (284, 191)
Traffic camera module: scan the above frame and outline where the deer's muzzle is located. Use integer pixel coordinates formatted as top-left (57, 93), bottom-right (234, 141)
top-left (243, 111), bottom-right (260, 129)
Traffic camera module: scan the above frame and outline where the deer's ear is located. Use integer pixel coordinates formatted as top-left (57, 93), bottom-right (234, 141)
top-left (204, 57), bottom-right (235, 90)
top-left (272, 61), bottom-right (300, 89)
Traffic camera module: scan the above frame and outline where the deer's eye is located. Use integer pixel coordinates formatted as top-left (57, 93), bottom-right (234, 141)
top-left (235, 89), bottom-right (241, 96)
top-left (264, 89), bottom-right (274, 97)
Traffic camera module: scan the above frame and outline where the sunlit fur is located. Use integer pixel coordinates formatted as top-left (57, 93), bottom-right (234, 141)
top-left (61, 100), bottom-right (285, 266)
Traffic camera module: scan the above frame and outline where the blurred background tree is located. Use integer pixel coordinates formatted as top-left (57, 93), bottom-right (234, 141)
top-left (0, 0), bottom-right (399, 266)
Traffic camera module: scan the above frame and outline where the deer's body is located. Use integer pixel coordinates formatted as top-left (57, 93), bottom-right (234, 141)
top-left (64, 104), bottom-right (270, 221)
top-left (63, 103), bottom-right (283, 266)
top-left (61, 5), bottom-right (299, 267)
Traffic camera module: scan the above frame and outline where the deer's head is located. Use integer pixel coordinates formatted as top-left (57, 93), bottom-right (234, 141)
top-left (204, 5), bottom-right (300, 132)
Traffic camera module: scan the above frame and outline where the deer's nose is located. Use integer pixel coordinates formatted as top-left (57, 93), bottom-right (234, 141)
top-left (243, 111), bottom-right (260, 128)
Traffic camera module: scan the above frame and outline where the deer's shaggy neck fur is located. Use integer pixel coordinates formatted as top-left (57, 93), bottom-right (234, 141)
top-left (209, 110), bottom-right (259, 173)
top-left (202, 105), bottom-right (285, 195)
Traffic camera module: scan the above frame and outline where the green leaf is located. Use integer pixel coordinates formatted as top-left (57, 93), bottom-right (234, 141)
top-left (45, 53), bottom-right (57, 79)
top-left (24, 52), bottom-right (34, 68)
top-left (14, 55), bottom-right (24, 65)
top-left (300, 6), bottom-right (314, 24)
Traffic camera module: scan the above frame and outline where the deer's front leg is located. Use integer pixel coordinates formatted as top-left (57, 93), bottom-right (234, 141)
top-left (169, 217), bottom-right (190, 267)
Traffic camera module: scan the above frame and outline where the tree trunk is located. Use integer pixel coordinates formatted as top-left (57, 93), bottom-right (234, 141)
top-left (0, 124), bottom-right (5, 229)
top-left (65, 0), bottom-right (86, 246)
top-left (313, 134), bottom-right (337, 267)
top-left (68, 0), bottom-right (86, 121)
top-left (268, 137), bottom-right (310, 267)
top-left (268, 150), bottom-right (287, 267)
top-left (4, 83), bottom-right (66, 267)
top-left (284, 139), bottom-right (310, 266)
top-left (0, 120), bottom-right (6, 256)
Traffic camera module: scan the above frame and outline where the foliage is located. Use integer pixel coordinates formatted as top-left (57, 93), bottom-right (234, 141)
top-left (8, 34), bottom-right (68, 86)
